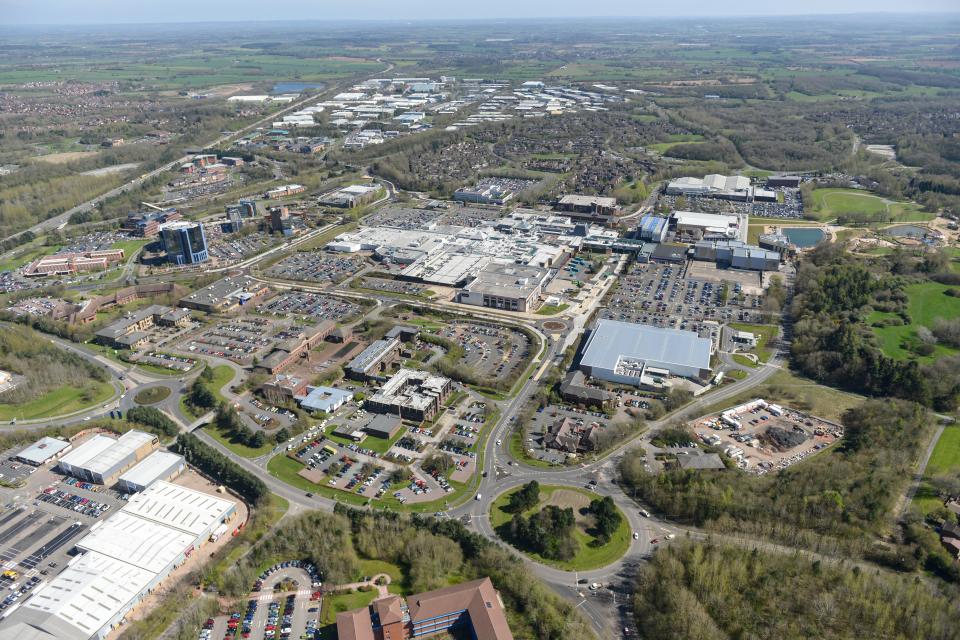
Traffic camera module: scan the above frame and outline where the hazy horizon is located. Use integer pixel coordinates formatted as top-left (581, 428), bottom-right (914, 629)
top-left (2, 0), bottom-right (959, 26)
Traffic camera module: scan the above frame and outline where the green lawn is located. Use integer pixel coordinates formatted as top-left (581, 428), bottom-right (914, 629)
top-left (732, 354), bottom-right (758, 368)
top-left (868, 283), bottom-right (960, 362)
top-left (320, 589), bottom-right (379, 626)
top-left (728, 322), bottom-right (777, 362)
top-left (912, 425), bottom-right (960, 516)
top-left (808, 188), bottom-right (931, 223)
top-left (203, 422), bottom-right (274, 458)
top-left (0, 381), bottom-right (114, 421)
top-left (180, 364), bottom-right (235, 419)
top-left (134, 386), bottom-right (171, 405)
top-left (490, 485), bottom-right (631, 571)
top-left (0, 244), bottom-right (60, 273)
top-left (111, 238), bottom-right (150, 257)
top-left (536, 304), bottom-right (570, 316)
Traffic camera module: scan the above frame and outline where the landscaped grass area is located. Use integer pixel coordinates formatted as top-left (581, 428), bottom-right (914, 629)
top-left (180, 364), bottom-right (236, 419)
top-left (868, 282), bottom-right (960, 362)
top-left (0, 381), bottom-right (114, 421)
top-left (702, 368), bottom-right (864, 423)
top-left (912, 425), bottom-right (960, 516)
top-left (203, 422), bottom-right (274, 458)
top-left (732, 354), bottom-right (759, 368)
top-left (320, 589), bottom-right (379, 626)
top-left (808, 188), bottom-right (931, 223)
top-left (536, 304), bottom-right (570, 316)
top-left (111, 238), bottom-right (150, 258)
top-left (490, 484), bottom-right (631, 571)
top-left (0, 243), bottom-right (60, 273)
top-left (728, 322), bottom-right (777, 362)
top-left (134, 386), bottom-right (171, 405)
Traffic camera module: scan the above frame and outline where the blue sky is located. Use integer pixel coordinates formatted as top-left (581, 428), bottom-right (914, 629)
top-left (2, 0), bottom-right (958, 24)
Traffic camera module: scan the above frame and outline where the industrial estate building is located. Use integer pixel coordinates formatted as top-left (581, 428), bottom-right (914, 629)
top-left (367, 368), bottom-right (453, 423)
top-left (336, 577), bottom-right (513, 640)
top-left (579, 320), bottom-right (713, 385)
top-left (116, 451), bottom-right (186, 493)
top-left (57, 431), bottom-right (159, 485)
top-left (13, 437), bottom-right (72, 466)
top-left (1, 481), bottom-right (236, 640)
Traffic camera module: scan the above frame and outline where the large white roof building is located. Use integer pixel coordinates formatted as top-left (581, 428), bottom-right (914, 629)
top-left (580, 320), bottom-right (713, 385)
top-left (0, 481), bottom-right (236, 640)
top-left (117, 451), bottom-right (185, 494)
top-left (121, 481), bottom-right (237, 538)
top-left (77, 512), bottom-right (195, 574)
top-left (10, 551), bottom-right (156, 640)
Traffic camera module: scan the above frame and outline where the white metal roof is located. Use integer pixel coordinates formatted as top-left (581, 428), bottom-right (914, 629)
top-left (117, 451), bottom-right (184, 489)
top-left (57, 434), bottom-right (116, 469)
top-left (23, 551), bottom-right (155, 637)
top-left (121, 481), bottom-right (235, 536)
top-left (16, 437), bottom-right (71, 464)
top-left (77, 511), bottom-right (195, 574)
top-left (581, 320), bottom-right (712, 374)
top-left (81, 430), bottom-right (157, 476)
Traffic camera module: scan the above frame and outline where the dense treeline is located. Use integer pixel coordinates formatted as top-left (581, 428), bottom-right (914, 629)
top-left (632, 541), bottom-right (960, 640)
top-left (125, 406), bottom-right (179, 438)
top-left (334, 506), bottom-right (596, 639)
top-left (0, 324), bottom-right (108, 404)
top-left (174, 432), bottom-right (268, 506)
top-left (619, 400), bottom-right (932, 555)
top-left (791, 244), bottom-right (959, 409)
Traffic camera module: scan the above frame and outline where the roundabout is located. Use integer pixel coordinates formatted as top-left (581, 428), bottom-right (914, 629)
top-left (488, 483), bottom-right (631, 571)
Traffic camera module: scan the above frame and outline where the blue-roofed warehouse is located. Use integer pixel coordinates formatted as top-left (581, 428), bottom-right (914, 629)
top-left (299, 386), bottom-right (354, 413)
top-left (636, 215), bottom-right (669, 243)
top-left (579, 320), bottom-right (712, 385)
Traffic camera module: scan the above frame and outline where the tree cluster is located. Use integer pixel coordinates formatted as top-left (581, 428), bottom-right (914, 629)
top-left (631, 541), bottom-right (960, 640)
top-left (174, 432), bottom-right (268, 506)
top-left (619, 399), bottom-right (932, 556)
top-left (507, 505), bottom-right (578, 561)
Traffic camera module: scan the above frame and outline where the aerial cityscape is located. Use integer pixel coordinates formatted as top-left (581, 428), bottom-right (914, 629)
top-left (0, 4), bottom-right (959, 640)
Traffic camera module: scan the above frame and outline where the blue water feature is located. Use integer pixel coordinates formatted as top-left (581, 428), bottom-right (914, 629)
top-left (782, 227), bottom-right (825, 248)
top-left (272, 82), bottom-right (324, 94)
top-left (884, 224), bottom-right (929, 238)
